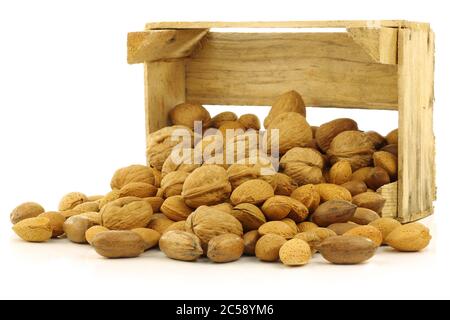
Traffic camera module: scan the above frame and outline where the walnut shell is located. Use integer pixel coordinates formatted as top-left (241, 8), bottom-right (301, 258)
top-left (119, 182), bottom-right (158, 198)
top-left (100, 197), bottom-right (153, 230)
top-left (290, 184), bottom-right (321, 213)
top-left (209, 111), bottom-right (238, 128)
top-left (230, 203), bottom-right (266, 232)
top-left (185, 206), bottom-right (243, 248)
top-left (161, 171), bottom-right (190, 198)
top-left (111, 165), bottom-right (160, 190)
top-left (147, 126), bottom-right (194, 170)
top-left (160, 196), bottom-right (193, 222)
top-left (264, 90), bottom-right (306, 128)
top-left (169, 103), bottom-right (211, 129)
top-left (161, 148), bottom-right (202, 178)
top-left (280, 147), bottom-right (324, 185)
top-left (227, 156), bottom-right (275, 189)
top-left (224, 131), bottom-right (261, 164)
top-left (230, 179), bottom-right (274, 206)
top-left (239, 114), bottom-right (261, 131)
top-left (327, 131), bottom-right (375, 170)
top-left (193, 134), bottom-right (224, 164)
top-left (182, 165), bottom-right (232, 208)
top-left (315, 118), bottom-right (358, 152)
top-left (262, 173), bottom-right (298, 196)
top-left (264, 112), bottom-right (313, 154)
top-left (365, 131), bottom-right (387, 149)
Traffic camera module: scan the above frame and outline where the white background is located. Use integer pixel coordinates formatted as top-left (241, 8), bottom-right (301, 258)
top-left (0, 0), bottom-right (449, 300)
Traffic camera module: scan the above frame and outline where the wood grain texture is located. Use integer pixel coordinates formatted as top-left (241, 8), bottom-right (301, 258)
top-left (397, 28), bottom-right (435, 223)
top-left (144, 61), bottom-right (185, 160)
top-left (377, 182), bottom-right (398, 219)
top-left (185, 32), bottom-right (398, 109)
top-left (128, 29), bottom-right (208, 64)
top-left (348, 27), bottom-right (398, 64)
top-left (146, 20), bottom-right (430, 31)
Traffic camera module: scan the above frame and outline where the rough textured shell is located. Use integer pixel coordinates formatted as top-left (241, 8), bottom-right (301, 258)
top-left (111, 165), bottom-right (160, 190)
top-left (160, 196), bottom-right (193, 222)
top-left (264, 173), bottom-right (298, 196)
top-left (255, 234), bottom-right (287, 262)
top-left (344, 225), bottom-right (383, 247)
top-left (100, 197), bottom-right (153, 230)
top-left (239, 114), bottom-right (261, 131)
top-left (230, 203), bottom-right (266, 232)
top-left (264, 112), bottom-right (313, 154)
top-left (12, 217), bottom-right (52, 242)
top-left (10, 202), bottom-right (45, 225)
top-left (169, 103), bottom-right (211, 129)
top-left (147, 214), bottom-right (175, 234)
top-left (230, 179), bottom-right (274, 206)
top-left (185, 206), bottom-right (243, 247)
top-left (290, 184), bottom-right (321, 212)
top-left (164, 220), bottom-right (187, 233)
top-left (279, 239), bottom-right (311, 266)
top-left (92, 231), bottom-right (146, 258)
top-left (385, 129), bottom-right (398, 145)
top-left (119, 182), bottom-right (158, 198)
top-left (315, 118), bottom-right (358, 152)
top-left (327, 131), bottom-right (375, 170)
top-left (373, 151), bottom-right (398, 179)
top-left (161, 171), bottom-right (190, 197)
top-left (261, 196), bottom-right (293, 220)
top-left (207, 234), bottom-right (245, 263)
top-left (280, 148), bottom-right (324, 185)
top-left (39, 212), bottom-right (65, 238)
top-left (386, 223), bottom-right (431, 252)
top-left (369, 218), bottom-right (402, 244)
top-left (258, 221), bottom-right (297, 239)
top-left (161, 148), bottom-right (202, 178)
top-left (297, 221), bottom-right (319, 233)
top-left (210, 111), bottom-right (238, 128)
top-left (218, 121), bottom-right (246, 140)
top-left (182, 165), bottom-right (232, 208)
top-left (58, 192), bottom-right (88, 211)
top-left (365, 131), bottom-right (387, 149)
top-left (159, 230), bottom-right (204, 261)
top-left (329, 161), bottom-right (352, 185)
top-left (264, 90), bottom-right (306, 128)
top-left (315, 184), bottom-right (352, 202)
top-left (131, 228), bottom-right (161, 250)
top-left (147, 126), bottom-right (194, 170)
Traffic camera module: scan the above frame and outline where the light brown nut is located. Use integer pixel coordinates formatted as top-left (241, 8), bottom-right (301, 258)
top-left (287, 198), bottom-right (310, 223)
top-left (210, 203), bottom-right (234, 214)
top-left (63, 215), bottom-right (97, 244)
top-left (295, 228), bottom-right (337, 252)
top-left (119, 182), bottom-right (158, 198)
top-left (268, 173), bottom-right (298, 196)
top-left (350, 207), bottom-right (380, 225)
top-left (210, 111), bottom-right (238, 128)
top-left (231, 203), bottom-right (266, 232)
top-left (280, 147), bottom-right (324, 185)
top-left (159, 230), bottom-right (203, 261)
top-left (344, 225), bottom-right (383, 247)
top-left (327, 223), bottom-right (358, 236)
top-left (143, 197), bottom-right (164, 213)
top-left (264, 112), bottom-right (313, 154)
top-left (131, 228), bottom-right (161, 250)
top-left (12, 217), bottom-right (52, 242)
top-left (161, 171), bottom-right (190, 198)
top-left (10, 202), bottom-right (45, 225)
top-left (79, 212), bottom-right (102, 225)
top-left (365, 131), bottom-right (387, 149)
top-left (182, 165), bottom-right (232, 208)
top-left (111, 164), bottom-right (160, 189)
top-left (63, 201), bottom-right (101, 219)
top-left (58, 192), bottom-right (88, 211)
top-left (169, 102), bottom-right (211, 130)
top-left (386, 223), bottom-right (431, 252)
top-left (164, 220), bottom-right (187, 233)
top-left (380, 144), bottom-right (398, 157)
top-left (352, 192), bottom-right (386, 214)
top-left (87, 195), bottom-right (104, 202)
top-left (261, 196), bottom-right (292, 220)
top-left (39, 212), bottom-right (65, 238)
top-left (255, 234), bottom-right (287, 262)
top-left (100, 197), bottom-right (153, 230)
top-left (92, 231), bottom-right (146, 258)
top-left (85, 226), bottom-right (109, 245)
top-left (239, 114), bottom-right (261, 131)
top-left (279, 239), bottom-right (311, 266)
top-left (297, 221), bottom-right (319, 233)
top-left (185, 206), bottom-right (243, 248)
top-left (327, 131), bottom-right (375, 170)
top-left (243, 230), bottom-right (261, 256)
top-left (161, 148), bottom-right (201, 178)
top-left (329, 161), bottom-right (352, 185)
top-left (264, 90), bottom-right (306, 128)
top-left (315, 118), bottom-right (358, 152)
top-left (318, 235), bottom-right (378, 265)
top-left (258, 221), bottom-right (297, 239)
top-left (373, 151), bottom-right (398, 179)
top-left (385, 129), bottom-right (398, 145)
top-left (340, 180), bottom-right (368, 196)
top-left (147, 214), bottom-right (175, 234)
top-left (282, 218), bottom-right (299, 233)
top-left (207, 234), bottom-right (245, 263)
top-left (218, 121), bottom-right (246, 139)
top-left (351, 167), bottom-right (373, 182)
top-left (161, 196), bottom-right (193, 222)
top-left (315, 183), bottom-right (352, 202)
top-left (230, 179), bottom-right (274, 206)
top-left (365, 167), bottom-right (390, 190)
top-left (369, 218), bottom-right (402, 244)
top-left (290, 184), bottom-right (321, 213)
top-left (97, 191), bottom-right (121, 210)
top-left (311, 200), bottom-right (357, 227)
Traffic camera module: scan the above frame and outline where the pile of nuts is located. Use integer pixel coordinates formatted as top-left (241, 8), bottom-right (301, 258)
top-left (10, 90), bottom-right (432, 266)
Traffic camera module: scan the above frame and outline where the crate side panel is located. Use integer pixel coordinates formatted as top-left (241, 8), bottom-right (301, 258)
top-left (397, 28), bottom-right (435, 222)
top-left (144, 61), bottom-right (186, 134)
top-left (185, 32), bottom-right (398, 109)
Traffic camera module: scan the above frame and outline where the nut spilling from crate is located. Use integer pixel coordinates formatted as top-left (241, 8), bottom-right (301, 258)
top-left (10, 90), bottom-right (431, 265)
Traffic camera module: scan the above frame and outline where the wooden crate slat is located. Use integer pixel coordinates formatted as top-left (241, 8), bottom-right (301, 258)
top-left (128, 29), bottom-right (208, 64)
top-left (378, 182), bottom-right (398, 218)
top-left (397, 28), bottom-right (435, 223)
top-left (185, 32), bottom-right (398, 109)
top-left (146, 20), bottom-right (430, 30)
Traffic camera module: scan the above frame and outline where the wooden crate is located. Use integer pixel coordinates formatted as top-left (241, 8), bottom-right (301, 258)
top-left (127, 20), bottom-right (435, 223)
